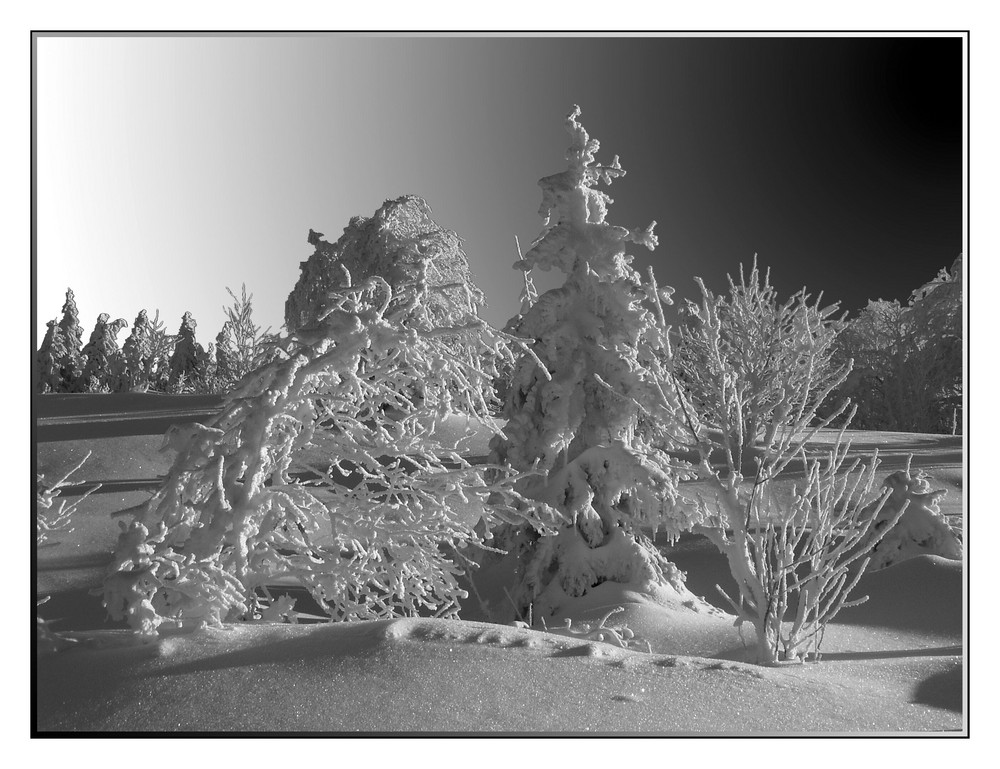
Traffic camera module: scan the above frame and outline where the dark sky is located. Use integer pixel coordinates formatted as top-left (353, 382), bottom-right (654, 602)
top-left (548, 36), bottom-right (964, 315)
top-left (37, 35), bottom-right (963, 336)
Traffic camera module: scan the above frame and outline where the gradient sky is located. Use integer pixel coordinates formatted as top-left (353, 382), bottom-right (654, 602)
top-left (34, 34), bottom-right (964, 344)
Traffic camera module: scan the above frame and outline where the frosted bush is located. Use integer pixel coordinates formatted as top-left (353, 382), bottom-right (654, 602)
top-left (37, 452), bottom-right (100, 652)
top-left (487, 106), bottom-right (699, 622)
top-left (639, 270), bottom-right (952, 664)
top-left (695, 433), bottom-right (905, 664)
top-left (103, 266), bottom-right (558, 635)
top-left (36, 451), bottom-right (100, 547)
top-left (675, 259), bottom-right (845, 471)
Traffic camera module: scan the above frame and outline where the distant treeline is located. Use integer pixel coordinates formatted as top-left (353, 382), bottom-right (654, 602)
top-left (35, 257), bottom-right (963, 435)
top-left (35, 284), bottom-right (277, 395)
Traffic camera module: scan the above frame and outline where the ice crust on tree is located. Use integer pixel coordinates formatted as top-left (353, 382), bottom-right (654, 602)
top-left (487, 106), bottom-right (700, 621)
top-left (285, 195), bottom-right (484, 334)
top-left (103, 212), bottom-right (557, 635)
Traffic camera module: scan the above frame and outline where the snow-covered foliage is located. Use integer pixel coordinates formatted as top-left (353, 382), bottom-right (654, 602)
top-left (285, 196), bottom-right (484, 335)
top-left (37, 452), bottom-right (101, 653)
top-left (285, 197), bottom-right (496, 407)
top-left (214, 284), bottom-right (277, 388)
top-left (80, 313), bottom-right (128, 392)
top-left (168, 311), bottom-right (205, 389)
top-left (119, 309), bottom-right (175, 392)
top-left (121, 310), bottom-right (153, 391)
top-left (675, 259), bottom-right (846, 471)
top-left (102, 266), bottom-right (558, 635)
top-left (36, 451), bottom-right (100, 548)
top-left (833, 256), bottom-right (963, 433)
top-left (36, 288), bottom-right (85, 392)
top-left (639, 266), bottom-right (903, 664)
top-left (695, 432), bottom-right (905, 665)
top-left (486, 106), bottom-right (699, 622)
top-left (868, 466), bottom-right (962, 570)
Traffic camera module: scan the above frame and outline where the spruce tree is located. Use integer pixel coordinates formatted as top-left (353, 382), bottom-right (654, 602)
top-left (122, 310), bottom-right (153, 391)
top-left (214, 329), bottom-right (235, 384)
top-left (36, 319), bottom-right (60, 392)
top-left (168, 311), bottom-right (204, 388)
top-left (81, 313), bottom-right (128, 391)
top-left (55, 288), bottom-right (84, 391)
top-left (487, 106), bottom-right (699, 621)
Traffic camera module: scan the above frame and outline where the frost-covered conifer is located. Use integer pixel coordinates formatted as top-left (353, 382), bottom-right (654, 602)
top-left (80, 313), bottom-right (128, 392)
top-left (121, 310), bottom-right (153, 391)
top-left (36, 319), bottom-right (60, 393)
top-left (214, 329), bottom-right (235, 383)
top-left (214, 284), bottom-right (275, 389)
top-left (55, 288), bottom-right (84, 391)
top-left (487, 106), bottom-right (699, 621)
top-left (102, 261), bottom-right (555, 635)
top-left (168, 311), bottom-right (205, 388)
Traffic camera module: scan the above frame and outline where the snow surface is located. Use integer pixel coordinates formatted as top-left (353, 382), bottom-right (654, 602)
top-left (34, 405), bottom-right (965, 734)
top-left (37, 594), bottom-right (960, 733)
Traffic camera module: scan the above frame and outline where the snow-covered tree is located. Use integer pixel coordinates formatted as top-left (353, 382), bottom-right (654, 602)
top-left (674, 260), bottom-right (846, 471)
top-left (36, 319), bottom-right (60, 393)
top-left (214, 329), bottom-right (235, 384)
top-left (833, 256), bottom-right (963, 433)
top-left (286, 198), bottom-right (492, 407)
top-left (121, 310), bottom-right (153, 391)
top-left (214, 284), bottom-right (276, 389)
top-left (80, 313), bottom-right (128, 392)
top-left (36, 289), bottom-right (91, 392)
top-left (485, 106), bottom-right (699, 622)
top-left (101, 263), bottom-right (556, 635)
top-left (285, 197), bottom-right (484, 335)
top-left (639, 274), bottom-right (958, 665)
top-left (40, 288), bottom-right (86, 391)
top-left (168, 311), bottom-right (205, 389)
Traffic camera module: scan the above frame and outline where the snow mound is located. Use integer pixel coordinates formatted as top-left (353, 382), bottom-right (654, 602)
top-left (870, 469), bottom-right (963, 570)
top-left (36, 613), bottom-right (961, 733)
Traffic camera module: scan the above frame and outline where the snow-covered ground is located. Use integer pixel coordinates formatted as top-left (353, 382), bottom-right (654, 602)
top-left (34, 399), bottom-right (965, 734)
